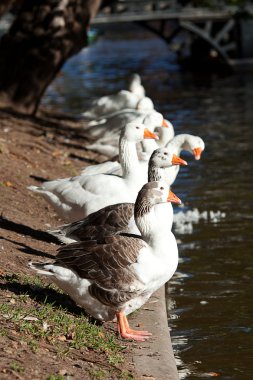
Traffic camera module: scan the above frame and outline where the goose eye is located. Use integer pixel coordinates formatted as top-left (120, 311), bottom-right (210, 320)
top-left (164, 152), bottom-right (168, 155)
top-left (136, 126), bottom-right (140, 129)
top-left (160, 186), bottom-right (164, 190)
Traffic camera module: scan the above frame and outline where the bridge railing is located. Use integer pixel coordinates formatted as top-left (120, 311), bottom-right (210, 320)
top-left (103, 1), bottom-right (172, 14)
top-left (101, 0), bottom-right (253, 14)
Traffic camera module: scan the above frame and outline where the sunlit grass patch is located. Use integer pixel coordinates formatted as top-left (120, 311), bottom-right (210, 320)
top-left (0, 273), bottom-right (126, 366)
top-left (46, 376), bottom-right (65, 380)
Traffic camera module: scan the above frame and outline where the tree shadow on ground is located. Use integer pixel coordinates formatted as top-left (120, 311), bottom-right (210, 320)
top-left (0, 108), bottom-right (103, 165)
top-left (0, 107), bottom-right (94, 142)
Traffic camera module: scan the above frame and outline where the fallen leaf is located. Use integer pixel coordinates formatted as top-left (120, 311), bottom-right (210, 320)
top-left (42, 322), bottom-right (48, 331)
top-left (52, 150), bottom-right (62, 157)
top-left (3, 181), bottom-right (14, 187)
top-left (10, 341), bottom-right (18, 350)
top-left (23, 316), bottom-right (39, 321)
top-left (58, 369), bottom-right (67, 376)
top-left (57, 335), bottom-right (66, 342)
top-left (0, 144), bottom-right (9, 154)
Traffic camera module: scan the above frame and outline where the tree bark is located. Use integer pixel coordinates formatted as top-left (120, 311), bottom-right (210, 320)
top-left (0, 0), bottom-right (101, 115)
top-left (0, 0), bottom-right (23, 19)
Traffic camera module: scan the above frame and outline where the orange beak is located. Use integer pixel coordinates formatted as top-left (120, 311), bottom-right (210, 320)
top-left (144, 128), bottom-right (159, 140)
top-left (193, 147), bottom-right (202, 160)
top-left (172, 154), bottom-right (187, 166)
top-left (167, 189), bottom-right (181, 204)
top-left (162, 119), bottom-right (169, 128)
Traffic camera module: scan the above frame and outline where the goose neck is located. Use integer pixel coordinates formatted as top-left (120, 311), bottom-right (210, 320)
top-left (135, 207), bottom-right (156, 244)
top-left (141, 139), bottom-right (158, 155)
top-left (119, 135), bottom-right (140, 179)
top-left (135, 202), bottom-right (172, 247)
top-left (148, 165), bottom-right (164, 182)
top-left (167, 134), bottom-right (187, 155)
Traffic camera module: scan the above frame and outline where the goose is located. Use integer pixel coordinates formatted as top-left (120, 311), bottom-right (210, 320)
top-left (127, 73), bottom-right (145, 99)
top-left (81, 91), bottom-right (154, 120)
top-left (83, 109), bottom-right (172, 158)
top-left (138, 113), bottom-right (174, 158)
top-left (28, 120), bottom-right (158, 222)
top-left (82, 110), bottom-right (172, 171)
top-left (163, 134), bottom-right (205, 187)
top-left (83, 109), bottom-right (167, 138)
top-left (29, 180), bottom-right (181, 341)
top-left (154, 119), bottom-right (175, 147)
top-left (82, 133), bottom-right (204, 188)
top-left (49, 147), bottom-right (187, 244)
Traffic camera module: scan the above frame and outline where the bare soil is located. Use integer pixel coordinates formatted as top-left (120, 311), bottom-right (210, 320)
top-left (0, 108), bottom-right (138, 380)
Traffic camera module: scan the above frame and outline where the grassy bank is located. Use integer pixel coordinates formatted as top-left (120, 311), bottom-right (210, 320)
top-left (0, 109), bottom-right (136, 380)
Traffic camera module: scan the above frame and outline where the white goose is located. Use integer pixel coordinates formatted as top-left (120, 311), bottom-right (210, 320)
top-left (81, 91), bottom-right (154, 120)
top-left (86, 132), bottom-right (204, 189)
top-left (28, 120), bottom-right (158, 222)
top-left (84, 109), bottom-right (168, 137)
top-left (82, 109), bottom-right (162, 159)
top-left (163, 134), bottom-right (205, 186)
top-left (127, 73), bottom-right (145, 99)
top-left (29, 180), bottom-right (181, 341)
top-left (49, 147), bottom-right (187, 244)
top-left (154, 118), bottom-right (175, 147)
top-left (81, 110), bottom-right (172, 172)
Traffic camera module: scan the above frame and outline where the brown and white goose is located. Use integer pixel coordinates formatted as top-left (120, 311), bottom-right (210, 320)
top-left (29, 180), bottom-right (181, 341)
top-left (48, 147), bottom-right (187, 244)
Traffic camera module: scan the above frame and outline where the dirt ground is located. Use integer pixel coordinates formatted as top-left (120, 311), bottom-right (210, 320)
top-left (0, 108), bottom-right (138, 380)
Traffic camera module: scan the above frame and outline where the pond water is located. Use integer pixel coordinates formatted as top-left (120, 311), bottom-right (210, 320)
top-left (42, 23), bottom-right (253, 380)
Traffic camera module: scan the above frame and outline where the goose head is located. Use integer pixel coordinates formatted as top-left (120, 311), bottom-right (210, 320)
top-left (154, 119), bottom-right (175, 146)
top-left (149, 147), bottom-right (188, 169)
top-left (134, 181), bottom-right (181, 240)
top-left (138, 180), bottom-right (181, 207)
top-left (147, 180), bottom-right (182, 205)
top-left (123, 120), bottom-right (158, 143)
top-left (184, 135), bottom-right (205, 160)
top-left (128, 73), bottom-right (143, 91)
top-left (143, 111), bottom-right (170, 132)
top-left (135, 180), bottom-right (181, 218)
top-left (136, 97), bottom-right (154, 111)
top-left (128, 73), bottom-right (142, 88)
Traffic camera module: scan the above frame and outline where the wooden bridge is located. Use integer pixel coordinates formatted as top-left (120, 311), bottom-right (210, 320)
top-left (92, 1), bottom-right (253, 67)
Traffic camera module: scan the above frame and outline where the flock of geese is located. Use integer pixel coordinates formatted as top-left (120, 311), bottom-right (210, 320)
top-left (28, 74), bottom-right (205, 341)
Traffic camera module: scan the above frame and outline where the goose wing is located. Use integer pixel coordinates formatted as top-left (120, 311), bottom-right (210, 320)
top-left (56, 203), bottom-right (134, 242)
top-left (56, 235), bottom-right (146, 307)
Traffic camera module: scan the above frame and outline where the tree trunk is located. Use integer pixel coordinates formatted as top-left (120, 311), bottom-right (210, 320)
top-left (0, 0), bottom-right (101, 115)
top-left (0, 0), bottom-right (23, 19)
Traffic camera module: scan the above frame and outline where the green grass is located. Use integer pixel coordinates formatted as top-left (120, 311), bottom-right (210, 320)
top-left (0, 273), bottom-right (126, 366)
top-left (10, 361), bottom-right (25, 374)
top-left (89, 369), bottom-right (108, 380)
top-left (46, 376), bottom-right (65, 380)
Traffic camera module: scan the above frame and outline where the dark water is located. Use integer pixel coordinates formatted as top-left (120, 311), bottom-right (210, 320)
top-left (42, 24), bottom-right (253, 380)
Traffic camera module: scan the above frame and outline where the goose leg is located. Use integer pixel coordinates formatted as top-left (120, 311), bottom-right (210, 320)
top-left (116, 311), bottom-right (152, 341)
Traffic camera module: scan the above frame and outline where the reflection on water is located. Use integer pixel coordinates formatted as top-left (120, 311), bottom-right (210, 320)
top-left (43, 23), bottom-right (253, 380)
